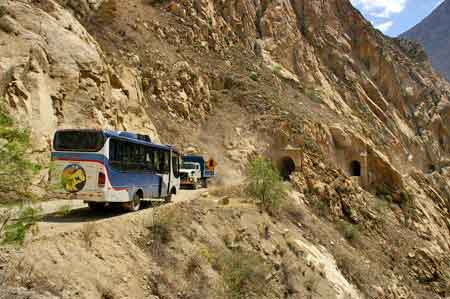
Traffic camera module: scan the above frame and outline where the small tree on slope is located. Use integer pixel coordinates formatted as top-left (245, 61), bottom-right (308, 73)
top-left (245, 157), bottom-right (286, 212)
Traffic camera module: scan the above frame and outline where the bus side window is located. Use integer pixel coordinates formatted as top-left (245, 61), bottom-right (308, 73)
top-left (135, 144), bottom-right (145, 171)
top-left (164, 152), bottom-right (170, 174)
top-left (145, 148), bottom-right (155, 172)
top-left (109, 139), bottom-right (123, 171)
top-left (158, 151), bottom-right (166, 174)
top-left (172, 153), bottom-right (180, 178)
top-left (154, 150), bottom-right (161, 173)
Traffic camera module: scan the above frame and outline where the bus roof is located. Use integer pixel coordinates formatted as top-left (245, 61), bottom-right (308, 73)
top-left (104, 130), bottom-right (178, 152)
top-left (55, 129), bottom-right (178, 153)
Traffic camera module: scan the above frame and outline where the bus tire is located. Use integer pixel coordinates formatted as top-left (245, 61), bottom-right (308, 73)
top-left (165, 188), bottom-right (176, 203)
top-left (202, 179), bottom-right (208, 189)
top-left (88, 202), bottom-right (106, 211)
top-left (125, 192), bottom-right (141, 212)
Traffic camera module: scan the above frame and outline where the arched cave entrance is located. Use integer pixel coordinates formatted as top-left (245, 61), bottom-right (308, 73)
top-left (350, 160), bottom-right (361, 177)
top-left (428, 164), bottom-right (436, 173)
top-left (278, 157), bottom-right (296, 181)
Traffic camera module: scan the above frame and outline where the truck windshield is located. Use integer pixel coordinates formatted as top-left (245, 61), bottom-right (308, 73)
top-left (182, 162), bottom-right (196, 170)
top-left (54, 130), bottom-right (105, 152)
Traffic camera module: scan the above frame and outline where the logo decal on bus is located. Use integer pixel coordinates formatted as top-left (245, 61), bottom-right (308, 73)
top-left (62, 164), bottom-right (87, 193)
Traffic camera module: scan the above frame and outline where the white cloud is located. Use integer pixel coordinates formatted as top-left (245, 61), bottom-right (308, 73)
top-left (351, 0), bottom-right (407, 18)
top-left (375, 20), bottom-right (394, 32)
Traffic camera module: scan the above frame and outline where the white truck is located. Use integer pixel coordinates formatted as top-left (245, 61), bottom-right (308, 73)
top-left (180, 161), bottom-right (202, 189)
top-left (180, 155), bottom-right (216, 189)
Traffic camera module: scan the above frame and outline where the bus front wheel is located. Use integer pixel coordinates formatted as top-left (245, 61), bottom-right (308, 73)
top-left (201, 179), bottom-right (208, 188)
top-left (124, 193), bottom-right (141, 212)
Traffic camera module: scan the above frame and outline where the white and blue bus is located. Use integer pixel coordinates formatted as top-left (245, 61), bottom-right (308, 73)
top-left (50, 129), bottom-right (180, 211)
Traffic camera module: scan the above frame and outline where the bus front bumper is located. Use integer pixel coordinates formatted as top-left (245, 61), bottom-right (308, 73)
top-left (181, 178), bottom-right (196, 186)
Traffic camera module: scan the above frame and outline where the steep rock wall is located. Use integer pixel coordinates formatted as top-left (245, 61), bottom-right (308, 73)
top-left (0, 0), bottom-right (159, 156)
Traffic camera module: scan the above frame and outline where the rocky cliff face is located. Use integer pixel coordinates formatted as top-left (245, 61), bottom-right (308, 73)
top-left (0, 0), bottom-right (449, 298)
top-left (0, 0), bottom-right (159, 156)
top-left (400, 0), bottom-right (450, 81)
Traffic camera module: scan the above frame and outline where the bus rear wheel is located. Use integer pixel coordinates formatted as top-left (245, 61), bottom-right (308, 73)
top-left (87, 202), bottom-right (106, 211)
top-left (124, 193), bottom-right (141, 212)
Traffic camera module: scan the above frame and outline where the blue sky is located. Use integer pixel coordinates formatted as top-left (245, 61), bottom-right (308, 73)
top-left (350, 0), bottom-right (445, 36)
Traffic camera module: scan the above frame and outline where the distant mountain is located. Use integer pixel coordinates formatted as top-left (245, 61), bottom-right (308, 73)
top-left (401, 0), bottom-right (450, 81)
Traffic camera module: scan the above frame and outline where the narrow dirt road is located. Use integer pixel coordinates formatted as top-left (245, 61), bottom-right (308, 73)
top-left (33, 189), bottom-right (207, 238)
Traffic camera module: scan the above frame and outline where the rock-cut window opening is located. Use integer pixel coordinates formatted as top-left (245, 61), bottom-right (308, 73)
top-left (350, 160), bottom-right (361, 177)
top-left (278, 157), bottom-right (296, 181)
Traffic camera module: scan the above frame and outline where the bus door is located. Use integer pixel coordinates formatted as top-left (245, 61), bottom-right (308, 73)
top-left (169, 151), bottom-right (180, 192)
top-left (158, 151), bottom-right (170, 197)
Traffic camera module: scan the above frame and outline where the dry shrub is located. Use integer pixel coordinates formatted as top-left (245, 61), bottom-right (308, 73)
top-left (146, 208), bottom-right (177, 257)
top-left (209, 184), bottom-right (244, 198)
top-left (96, 0), bottom-right (117, 25)
top-left (31, 0), bottom-right (56, 14)
top-left (185, 253), bottom-right (204, 278)
top-left (313, 199), bottom-right (330, 217)
top-left (277, 199), bottom-right (304, 222)
top-left (304, 276), bottom-right (318, 293)
top-left (81, 222), bottom-right (97, 248)
top-left (0, 257), bottom-right (34, 288)
top-left (333, 247), bottom-right (380, 296)
top-left (213, 248), bottom-right (270, 299)
top-left (338, 221), bottom-right (360, 243)
top-left (98, 284), bottom-right (115, 299)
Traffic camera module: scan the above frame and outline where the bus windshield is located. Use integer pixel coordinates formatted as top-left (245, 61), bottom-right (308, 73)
top-left (54, 130), bottom-right (105, 152)
top-left (182, 162), bottom-right (197, 169)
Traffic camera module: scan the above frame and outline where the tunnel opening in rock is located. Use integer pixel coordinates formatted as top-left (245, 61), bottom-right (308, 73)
top-left (350, 160), bottom-right (361, 177)
top-left (278, 157), bottom-right (296, 180)
top-left (428, 164), bottom-right (436, 173)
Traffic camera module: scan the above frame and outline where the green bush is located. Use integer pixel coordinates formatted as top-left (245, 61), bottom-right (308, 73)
top-left (1, 206), bottom-right (42, 245)
top-left (0, 105), bottom-right (38, 200)
top-left (314, 200), bottom-right (330, 217)
top-left (55, 204), bottom-right (72, 217)
top-left (249, 72), bottom-right (258, 81)
top-left (245, 157), bottom-right (286, 212)
top-left (271, 63), bottom-right (282, 74)
top-left (338, 221), bottom-right (360, 242)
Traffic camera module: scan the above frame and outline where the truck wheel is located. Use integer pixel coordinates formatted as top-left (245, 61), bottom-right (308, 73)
top-left (124, 193), bottom-right (141, 212)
